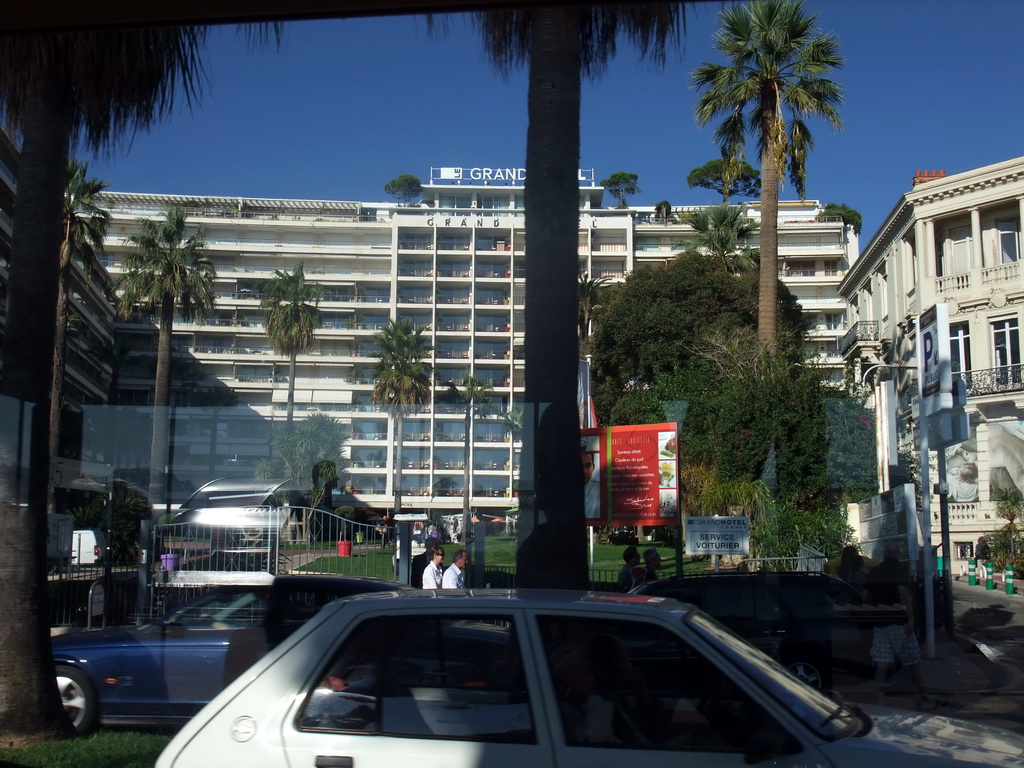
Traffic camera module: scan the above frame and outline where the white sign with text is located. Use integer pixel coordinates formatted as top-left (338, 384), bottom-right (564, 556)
top-left (685, 516), bottom-right (750, 556)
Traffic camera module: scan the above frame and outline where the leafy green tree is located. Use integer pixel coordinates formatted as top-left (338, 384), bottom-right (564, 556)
top-left (255, 414), bottom-right (345, 509)
top-left (590, 252), bottom-right (844, 506)
top-left (693, 0), bottom-right (843, 347)
top-left (686, 204), bottom-right (759, 273)
top-left (49, 160), bottom-right (110, 513)
top-left (261, 262), bottom-right (324, 425)
top-left (752, 502), bottom-right (854, 563)
top-left (371, 319), bottom-right (433, 519)
top-left (116, 207), bottom-right (215, 508)
top-left (600, 170), bottom-right (642, 207)
top-left (471, 5), bottom-right (686, 589)
top-left (824, 396), bottom-right (878, 502)
top-left (0, 29), bottom-right (215, 743)
top-left (383, 174), bottom-right (423, 205)
top-left (821, 202), bottom-right (862, 235)
top-left (687, 158), bottom-right (761, 203)
top-left (591, 251), bottom-right (803, 411)
top-left (578, 274), bottom-right (610, 355)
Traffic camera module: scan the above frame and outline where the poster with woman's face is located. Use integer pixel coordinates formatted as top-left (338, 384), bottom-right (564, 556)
top-left (945, 439), bottom-right (979, 503)
top-left (988, 422), bottom-right (1024, 497)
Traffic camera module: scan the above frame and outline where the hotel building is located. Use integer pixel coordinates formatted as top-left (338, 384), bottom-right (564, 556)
top-left (84, 168), bottom-right (856, 515)
top-left (840, 156), bottom-right (1024, 571)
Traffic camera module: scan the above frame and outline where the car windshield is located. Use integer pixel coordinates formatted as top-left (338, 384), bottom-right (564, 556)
top-left (165, 589), bottom-right (268, 629)
top-left (686, 610), bottom-right (868, 741)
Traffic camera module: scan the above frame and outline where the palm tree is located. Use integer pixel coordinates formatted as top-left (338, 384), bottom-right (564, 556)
top-left (449, 374), bottom-right (495, 545)
top-left (654, 200), bottom-right (674, 224)
top-left (993, 487), bottom-right (1023, 568)
top-left (115, 207), bottom-right (215, 509)
top-left (261, 262), bottom-right (324, 426)
top-left (255, 413), bottom-right (346, 509)
top-left (472, 6), bottom-right (686, 589)
top-left (578, 274), bottom-right (610, 355)
top-left (692, 0), bottom-right (843, 347)
top-left (686, 204), bottom-right (759, 274)
top-left (48, 160), bottom-right (110, 513)
top-left (371, 319), bottom-right (432, 521)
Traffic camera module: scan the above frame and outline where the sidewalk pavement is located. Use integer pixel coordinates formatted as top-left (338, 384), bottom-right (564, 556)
top-left (834, 576), bottom-right (1024, 717)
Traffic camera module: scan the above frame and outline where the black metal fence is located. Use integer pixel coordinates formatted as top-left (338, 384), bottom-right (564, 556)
top-left (46, 508), bottom-right (679, 626)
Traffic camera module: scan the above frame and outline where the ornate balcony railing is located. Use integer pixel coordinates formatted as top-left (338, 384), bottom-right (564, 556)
top-left (839, 320), bottom-right (879, 356)
top-left (955, 367), bottom-right (1024, 397)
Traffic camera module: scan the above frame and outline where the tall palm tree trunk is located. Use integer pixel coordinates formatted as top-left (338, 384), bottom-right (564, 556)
top-left (47, 241), bottom-right (73, 514)
top-left (757, 142), bottom-right (780, 348)
top-left (462, 404), bottom-right (472, 545)
top-left (0, 70), bottom-right (77, 743)
top-left (148, 292), bottom-right (175, 510)
top-left (286, 350), bottom-right (297, 425)
top-left (393, 410), bottom-right (405, 521)
top-left (519, 7), bottom-right (588, 589)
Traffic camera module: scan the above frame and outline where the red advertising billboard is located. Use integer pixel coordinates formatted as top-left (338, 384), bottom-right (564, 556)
top-left (580, 422), bottom-right (679, 527)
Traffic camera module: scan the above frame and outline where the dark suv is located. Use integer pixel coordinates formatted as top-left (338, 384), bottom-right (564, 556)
top-left (632, 571), bottom-right (904, 690)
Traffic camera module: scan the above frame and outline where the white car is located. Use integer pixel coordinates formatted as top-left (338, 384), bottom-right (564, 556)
top-left (158, 590), bottom-right (1024, 768)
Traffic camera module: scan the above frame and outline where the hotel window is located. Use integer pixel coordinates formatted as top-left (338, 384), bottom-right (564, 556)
top-left (479, 195), bottom-right (507, 210)
top-left (950, 323), bottom-right (971, 374)
top-left (992, 318), bottom-right (1020, 386)
top-left (944, 226), bottom-right (972, 274)
top-left (997, 219), bottom-right (1019, 263)
top-left (825, 312), bottom-right (844, 331)
top-left (438, 194), bottom-right (472, 210)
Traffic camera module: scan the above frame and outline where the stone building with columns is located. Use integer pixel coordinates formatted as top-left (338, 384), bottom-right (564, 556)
top-left (840, 156), bottom-right (1024, 572)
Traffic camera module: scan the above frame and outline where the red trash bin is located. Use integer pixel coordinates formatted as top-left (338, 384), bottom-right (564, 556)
top-left (337, 541), bottom-right (352, 557)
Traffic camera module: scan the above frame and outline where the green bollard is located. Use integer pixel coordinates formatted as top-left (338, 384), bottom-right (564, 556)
top-left (1007, 566), bottom-right (1015, 596)
top-left (969, 558), bottom-right (977, 587)
top-left (987, 561), bottom-right (995, 590)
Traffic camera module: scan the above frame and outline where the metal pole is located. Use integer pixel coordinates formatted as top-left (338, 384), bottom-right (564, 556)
top-left (919, 398), bottom-right (935, 658)
top-left (935, 452), bottom-right (955, 637)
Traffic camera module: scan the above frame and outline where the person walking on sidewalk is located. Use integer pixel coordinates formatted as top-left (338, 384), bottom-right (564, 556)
top-left (863, 547), bottom-right (943, 711)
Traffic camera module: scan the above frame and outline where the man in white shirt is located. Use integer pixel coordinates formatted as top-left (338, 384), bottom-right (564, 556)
top-left (442, 549), bottom-right (469, 588)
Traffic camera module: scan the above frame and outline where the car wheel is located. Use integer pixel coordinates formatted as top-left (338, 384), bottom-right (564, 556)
top-left (55, 665), bottom-right (98, 734)
top-left (783, 654), bottom-right (830, 690)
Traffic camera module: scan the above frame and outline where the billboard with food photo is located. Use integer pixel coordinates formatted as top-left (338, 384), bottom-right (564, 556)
top-left (580, 422), bottom-right (679, 527)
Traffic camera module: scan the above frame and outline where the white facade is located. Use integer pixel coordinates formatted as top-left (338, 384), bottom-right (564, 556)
top-left (97, 175), bottom-right (855, 513)
top-left (840, 157), bottom-right (1024, 569)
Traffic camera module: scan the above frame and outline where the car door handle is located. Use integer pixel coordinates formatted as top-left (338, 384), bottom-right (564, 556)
top-left (316, 757), bottom-right (353, 768)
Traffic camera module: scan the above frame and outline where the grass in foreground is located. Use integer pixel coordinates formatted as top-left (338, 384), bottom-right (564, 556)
top-left (0, 731), bottom-right (170, 768)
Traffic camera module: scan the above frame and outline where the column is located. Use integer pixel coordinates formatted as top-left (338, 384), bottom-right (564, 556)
top-left (915, 218), bottom-right (931, 278)
top-left (970, 207), bottom-right (982, 269)
top-left (1014, 197), bottom-right (1024, 262)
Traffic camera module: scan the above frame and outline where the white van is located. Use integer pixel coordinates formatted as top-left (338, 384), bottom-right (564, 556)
top-left (71, 529), bottom-right (107, 565)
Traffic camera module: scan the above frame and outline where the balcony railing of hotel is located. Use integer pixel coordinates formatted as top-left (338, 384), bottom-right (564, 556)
top-left (955, 366), bottom-right (1024, 397)
top-left (838, 320), bottom-right (879, 356)
top-left (936, 261), bottom-right (1022, 294)
top-left (782, 267), bottom-right (846, 278)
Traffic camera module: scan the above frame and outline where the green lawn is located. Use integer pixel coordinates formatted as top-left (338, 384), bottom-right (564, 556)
top-left (295, 535), bottom-right (708, 582)
top-left (0, 732), bottom-right (170, 768)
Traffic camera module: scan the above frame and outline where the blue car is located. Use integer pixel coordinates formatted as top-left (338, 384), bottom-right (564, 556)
top-left (52, 575), bottom-right (411, 732)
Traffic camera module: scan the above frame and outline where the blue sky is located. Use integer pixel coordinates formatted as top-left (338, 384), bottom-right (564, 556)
top-left (86, 0), bottom-right (1024, 244)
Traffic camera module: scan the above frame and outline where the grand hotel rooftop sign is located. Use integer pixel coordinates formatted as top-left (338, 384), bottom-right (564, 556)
top-left (430, 166), bottom-right (596, 186)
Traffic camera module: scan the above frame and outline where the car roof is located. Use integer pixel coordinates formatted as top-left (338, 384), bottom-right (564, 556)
top-left (270, 575), bottom-right (415, 592)
top-left (324, 588), bottom-right (695, 616)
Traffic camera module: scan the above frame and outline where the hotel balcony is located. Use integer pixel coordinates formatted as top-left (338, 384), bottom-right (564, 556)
top-left (839, 320), bottom-right (881, 359)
